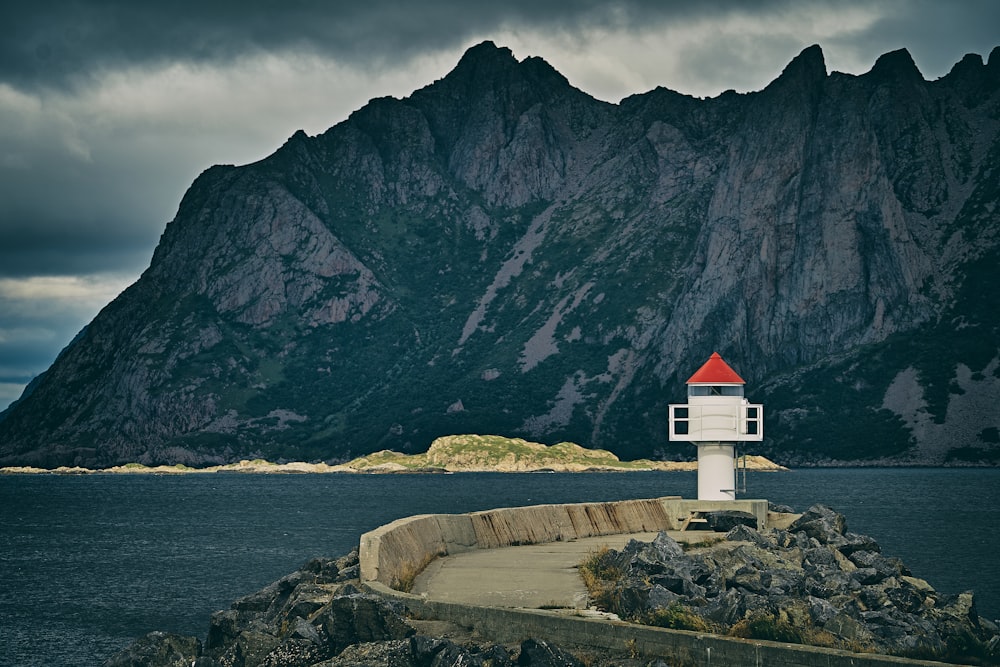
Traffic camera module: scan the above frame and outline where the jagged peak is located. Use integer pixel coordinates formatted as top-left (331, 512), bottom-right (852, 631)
top-left (941, 52), bottom-right (987, 85)
top-left (948, 52), bottom-right (985, 75)
top-left (763, 44), bottom-right (827, 94)
top-left (411, 40), bottom-right (576, 108)
top-left (867, 48), bottom-right (924, 82)
top-left (782, 45), bottom-right (826, 78)
top-left (936, 49), bottom-right (1000, 99)
top-left (519, 54), bottom-right (572, 89)
top-left (788, 44), bottom-right (827, 76)
top-left (450, 40), bottom-right (519, 78)
top-left (441, 41), bottom-right (573, 94)
top-left (989, 46), bottom-right (1000, 71)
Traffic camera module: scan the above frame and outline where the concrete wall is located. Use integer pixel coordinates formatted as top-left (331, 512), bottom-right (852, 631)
top-left (366, 582), bottom-right (950, 667)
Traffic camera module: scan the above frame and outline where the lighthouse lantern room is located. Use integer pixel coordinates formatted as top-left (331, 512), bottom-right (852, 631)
top-left (668, 353), bottom-right (763, 501)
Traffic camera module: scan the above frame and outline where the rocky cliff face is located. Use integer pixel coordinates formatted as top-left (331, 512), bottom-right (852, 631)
top-left (2, 42), bottom-right (999, 467)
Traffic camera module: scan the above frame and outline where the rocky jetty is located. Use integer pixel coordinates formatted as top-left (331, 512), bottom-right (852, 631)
top-left (104, 551), bottom-right (640, 667)
top-left (583, 504), bottom-right (1000, 664)
top-left (105, 503), bottom-right (1000, 666)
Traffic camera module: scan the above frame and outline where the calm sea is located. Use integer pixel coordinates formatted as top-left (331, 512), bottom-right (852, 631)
top-left (1, 469), bottom-right (998, 666)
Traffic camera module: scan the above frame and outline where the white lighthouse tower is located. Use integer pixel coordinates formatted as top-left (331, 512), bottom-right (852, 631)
top-left (668, 352), bottom-right (763, 501)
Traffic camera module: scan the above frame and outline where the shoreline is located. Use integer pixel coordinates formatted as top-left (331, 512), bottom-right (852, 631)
top-left (0, 455), bottom-right (788, 475)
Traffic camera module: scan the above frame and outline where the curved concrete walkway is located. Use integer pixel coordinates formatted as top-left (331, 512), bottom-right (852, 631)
top-left (411, 531), bottom-right (694, 610)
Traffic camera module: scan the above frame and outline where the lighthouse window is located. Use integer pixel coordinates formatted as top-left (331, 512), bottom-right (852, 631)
top-left (672, 407), bottom-right (689, 435)
top-left (690, 386), bottom-right (743, 397)
top-left (744, 406), bottom-right (760, 435)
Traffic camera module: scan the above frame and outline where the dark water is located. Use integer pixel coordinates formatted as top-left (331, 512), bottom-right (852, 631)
top-left (1, 469), bottom-right (997, 666)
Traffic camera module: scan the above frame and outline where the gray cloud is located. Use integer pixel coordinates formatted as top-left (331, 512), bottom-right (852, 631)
top-left (0, 274), bottom-right (134, 400)
top-left (0, 0), bottom-right (848, 90)
top-left (3, 1), bottom-right (995, 94)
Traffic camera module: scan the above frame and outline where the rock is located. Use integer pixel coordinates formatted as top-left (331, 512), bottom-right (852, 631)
top-left (315, 638), bottom-right (413, 666)
top-left (788, 505), bottom-right (847, 545)
top-left (824, 613), bottom-right (874, 645)
top-left (517, 638), bottom-right (584, 666)
top-left (886, 584), bottom-right (925, 614)
top-left (704, 510), bottom-right (758, 532)
top-left (646, 585), bottom-right (683, 610)
top-left (725, 524), bottom-right (771, 548)
top-left (807, 596), bottom-right (838, 625)
top-left (216, 629), bottom-right (281, 667)
top-left (649, 531), bottom-right (686, 560)
top-left (302, 553), bottom-right (355, 583)
top-left (838, 532), bottom-right (882, 556)
top-left (314, 594), bottom-right (414, 655)
top-left (103, 631), bottom-right (201, 667)
top-left (289, 617), bottom-right (324, 645)
top-left (258, 638), bottom-right (325, 667)
top-left (420, 637), bottom-right (515, 666)
top-left (853, 568), bottom-right (884, 586)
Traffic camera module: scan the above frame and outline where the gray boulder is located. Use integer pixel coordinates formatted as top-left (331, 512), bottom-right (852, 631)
top-left (314, 594), bottom-right (414, 655)
top-left (103, 631), bottom-right (201, 667)
top-left (517, 638), bottom-right (584, 666)
top-left (704, 510), bottom-right (758, 532)
top-left (724, 524), bottom-right (771, 548)
top-left (788, 504), bottom-right (847, 545)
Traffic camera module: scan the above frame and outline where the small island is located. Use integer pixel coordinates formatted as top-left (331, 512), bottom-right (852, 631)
top-left (0, 434), bottom-right (786, 475)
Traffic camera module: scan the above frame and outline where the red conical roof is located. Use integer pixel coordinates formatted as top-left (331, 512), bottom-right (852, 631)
top-left (686, 352), bottom-right (745, 384)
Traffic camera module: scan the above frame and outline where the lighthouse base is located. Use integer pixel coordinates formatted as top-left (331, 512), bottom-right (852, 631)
top-left (697, 443), bottom-right (736, 501)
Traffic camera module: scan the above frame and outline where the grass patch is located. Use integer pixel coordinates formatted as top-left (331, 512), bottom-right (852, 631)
top-left (729, 611), bottom-right (852, 651)
top-left (642, 603), bottom-right (716, 632)
top-left (729, 612), bottom-right (808, 644)
top-left (390, 550), bottom-right (444, 593)
top-left (679, 536), bottom-right (725, 550)
top-left (579, 546), bottom-right (625, 613)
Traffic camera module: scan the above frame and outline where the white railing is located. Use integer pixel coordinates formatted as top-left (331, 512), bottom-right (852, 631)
top-left (668, 402), bottom-right (763, 442)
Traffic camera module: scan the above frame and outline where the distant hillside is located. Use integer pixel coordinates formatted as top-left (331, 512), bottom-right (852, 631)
top-left (343, 434), bottom-right (782, 472)
top-left (1, 42), bottom-right (998, 468)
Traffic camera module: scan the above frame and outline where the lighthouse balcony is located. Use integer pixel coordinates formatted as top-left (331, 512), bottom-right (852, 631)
top-left (668, 402), bottom-right (763, 442)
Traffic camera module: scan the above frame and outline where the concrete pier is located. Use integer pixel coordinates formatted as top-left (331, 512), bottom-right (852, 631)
top-left (358, 497), bottom-right (950, 667)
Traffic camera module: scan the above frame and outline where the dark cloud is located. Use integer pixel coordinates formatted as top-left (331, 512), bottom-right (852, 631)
top-left (1, 0), bottom-right (793, 90)
top-left (0, 133), bottom-right (185, 279)
top-left (0, 224), bottom-right (155, 279)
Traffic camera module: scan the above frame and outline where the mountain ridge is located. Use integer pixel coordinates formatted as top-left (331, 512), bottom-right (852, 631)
top-left (1, 41), bottom-right (998, 468)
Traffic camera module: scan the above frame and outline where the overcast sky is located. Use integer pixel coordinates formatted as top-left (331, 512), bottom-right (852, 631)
top-left (1, 0), bottom-right (997, 410)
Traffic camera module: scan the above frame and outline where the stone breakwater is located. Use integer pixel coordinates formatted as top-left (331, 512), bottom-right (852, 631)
top-left (104, 498), bottom-right (998, 667)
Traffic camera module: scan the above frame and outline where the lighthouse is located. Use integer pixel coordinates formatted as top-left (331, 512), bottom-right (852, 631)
top-left (668, 353), bottom-right (763, 501)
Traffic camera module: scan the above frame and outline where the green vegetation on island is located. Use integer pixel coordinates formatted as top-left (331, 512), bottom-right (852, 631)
top-left (0, 434), bottom-right (785, 474)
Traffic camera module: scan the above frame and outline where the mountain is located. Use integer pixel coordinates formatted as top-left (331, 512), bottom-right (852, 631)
top-left (2, 42), bottom-right (999, 468)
